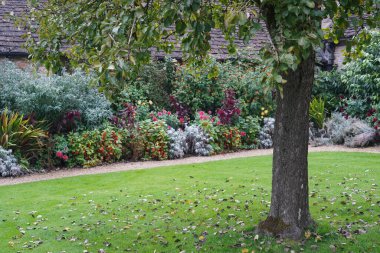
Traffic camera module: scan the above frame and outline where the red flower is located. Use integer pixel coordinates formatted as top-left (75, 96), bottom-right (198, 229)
top-left (167, 111), bottom-right (171, 115)
top-left (153, 116), bottom-right (158, 122)
top-left (217, 121), bottom-right (222, 125)
top-left (179, 118), bottom-right (184, 124)
top-left (373, 118), bottom-right (378, 123)
top-left (375, 125), bottom-right (378, 130)
top-left (56, 151), bottom-right (63, 158)
top-left (240, 131), bottom-right (246, 137)
top-left (63, 155), bottom-right (69, 161)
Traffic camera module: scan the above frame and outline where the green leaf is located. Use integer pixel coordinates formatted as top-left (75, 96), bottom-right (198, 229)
top-left (274, 74), bottom-right (283, 84)
top-left (305, 1), bottom-right (315, 9)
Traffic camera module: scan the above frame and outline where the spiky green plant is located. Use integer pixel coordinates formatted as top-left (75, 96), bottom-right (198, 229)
top-left (309, 97), bottom-right (326, 129)
top-left (0, 109), bottom-right (47, 161)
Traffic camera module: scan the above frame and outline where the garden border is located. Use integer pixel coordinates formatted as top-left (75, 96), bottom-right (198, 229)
top-left (1, 145), bottom-right (379, 186)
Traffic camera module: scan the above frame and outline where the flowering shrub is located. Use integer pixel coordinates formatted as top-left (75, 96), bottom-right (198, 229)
top-left (150, 110), bottom-right (180, 129)
top-left (0, 147), bottom-right (22, 177)
top-left (217, 89), bottom-right (241, 125)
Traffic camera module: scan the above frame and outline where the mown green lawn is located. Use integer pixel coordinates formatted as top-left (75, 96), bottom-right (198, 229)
top-left (0, 152), bottom-right (379, 253)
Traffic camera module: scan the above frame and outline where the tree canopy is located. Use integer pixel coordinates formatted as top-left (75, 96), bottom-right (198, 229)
top-left (23, 0), bottom-right (379, 94)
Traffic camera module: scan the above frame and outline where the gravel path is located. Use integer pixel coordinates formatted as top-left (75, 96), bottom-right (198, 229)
top-left (1, 145), bottom-right (379, 186)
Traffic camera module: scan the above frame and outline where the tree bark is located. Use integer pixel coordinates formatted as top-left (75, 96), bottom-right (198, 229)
top-left (258, 54), bottom-right (315, 239)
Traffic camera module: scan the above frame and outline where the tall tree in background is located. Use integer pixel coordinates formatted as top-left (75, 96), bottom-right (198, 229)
top-left (22, 0), bottom-right (379, 239)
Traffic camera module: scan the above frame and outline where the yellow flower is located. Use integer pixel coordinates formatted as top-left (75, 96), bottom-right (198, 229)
top-left (264, 110), bottom-right (268, 115)
top-left (137, 100), bottom-right (141, 105)
top-left (261, 107), bottom-right (265, 111)
top-left (261, 112), bottom-right (264, 116)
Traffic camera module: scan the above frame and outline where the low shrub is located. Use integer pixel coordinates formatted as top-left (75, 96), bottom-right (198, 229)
top-left (325, 113), bottom-right (377, 147)
top-left (168, 125), bottom-right (213, 159)
top-left (0, 146), bottom-right (23, 177)
top-left (325, 113), bottom-right (352, 145)
top-left (138, 120), bottom-right (169, 161)
top-left (259, 118), bottom-right (275, 149)
top-left (61, 127), bottom-right (123, 167)
top-left (214, 126), bottom-right (242, 151)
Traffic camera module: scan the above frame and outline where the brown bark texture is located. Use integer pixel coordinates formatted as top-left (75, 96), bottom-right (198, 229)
top-left (258, 54), bottom-right (315, 239)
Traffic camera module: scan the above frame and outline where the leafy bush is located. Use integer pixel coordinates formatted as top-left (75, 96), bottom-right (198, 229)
top-left (118, 60), bottom-right (176, 110)
top-left (313, 69), bottom-right (345, 114)
top-left (138, 120), bottom-right (169, 161)
top-left (173, 59), bottom-right (224, 115)
top-left (313, 31), bottom-right (380, 122)
top-left (214, 126), bottom-right (242, 151)
top-left (0, 146), bottom-right (22, 177)
top-left (309, 97), bottom-right (326, 129)
top-left (0, 109), bottom-right (46, 162)
top-left (173, 59), bottom-right (274, 117)
top-left (0, 61), bottom-right (112, 132)
top-left (61, 127), bottom-right (123, 167)
top-left (259, 118), bottom-right (275, 149)
top-left (217, 89), bottom-right (241, 125)
top-left (237, 116), bottom-right (260, 149)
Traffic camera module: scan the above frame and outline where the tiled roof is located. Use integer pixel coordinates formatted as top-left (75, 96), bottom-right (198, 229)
top-left (0, 0), bottom-right (271, 59)
top-left (0, 0), bottom-right (30, 55)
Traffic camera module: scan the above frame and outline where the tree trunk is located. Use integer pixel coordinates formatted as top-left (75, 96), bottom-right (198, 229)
top-left (258, 54), bottom-right (315, 239)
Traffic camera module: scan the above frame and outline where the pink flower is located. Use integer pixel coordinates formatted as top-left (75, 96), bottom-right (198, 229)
top-left (198, 111), bottom-right (204, 116)
top-left (158, 112), bottom-right (163, 117)
top-left (63, 155), bottom-right (69, 161)
top-left (167, 111), bottom-right (171, 115)
top-left (217, 121), bottom-right (221, 125)
top-left (240, 131), bottom-right (246, 137)
top-left (168, 126), bottom-right (172, 129)
top-left (153, 116), bottom-right (158, 122)
top-left (179, 118), bottom-right (184, 124)
top-left (56, 151), bottom-right (63, 158)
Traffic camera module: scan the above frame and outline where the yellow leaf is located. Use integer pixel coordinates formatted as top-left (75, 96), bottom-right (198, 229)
top-left (242, 249), bottom-right (249, 253)
top-left (199, 235), bottom-right (205, 241)
top-left (305, 230), bottom-right (311, 239)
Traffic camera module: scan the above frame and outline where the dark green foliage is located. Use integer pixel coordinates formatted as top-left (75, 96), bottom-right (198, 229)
top-left (313, 31), bottom-right (380, 126)
top-left (117, 59), bottom-right (176, 110)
